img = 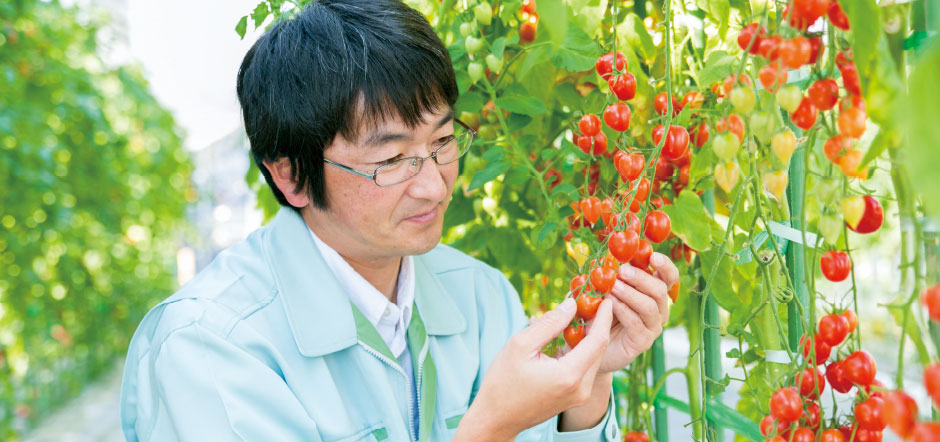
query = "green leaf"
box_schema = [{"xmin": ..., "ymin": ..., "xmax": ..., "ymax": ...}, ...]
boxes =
[
  {"xmin": 841, "ymin": 0, "xmax": 881, "ymax": 81},
  {"xmin": 482, "ymin": 145, "xmax": 506, "ymax": 161},
  {"xmin": 491, "ymin": 38, "xmax": 506, "ymax": 59},
  {"xmin": 495, "ymin": 94, "xmax": 547, "ymax": 115},
  {"xmin": 251, "ymin": 2, "xmax": 270, "ymax": 28},
  {"xmin": 552, "ymin": 183, "xmax": 577, "ymax": 199},
  {"xmin": 538, "ymin": 0, "xmax": 567, "ymax": 49},
  {"xmin": 622, "ymin": 13, "xmax": 655, "ymax": 62},
  {"xmin": 235, "ymin": 16, "xmax": 248, "ymax": 39},
  {"xmin": 507, "ymin": 113, "xmax": 533, "ymax": 131},
  {"xmin": 696, "ymin": 50, "xmax": 736, "ymax": 89},
  {"xmin": 455, "ymin": 90, "xmax": 485, "ymax": 114},
  {"xmin": 519, "ymin": 45, "xmax": 552, "ymax": 81},
  {"xmin": 697, "ymin": 0, "xmax": 730, "ymax": 39},
  {"xmin": 540, "ymin": 147, "xmax": 559, "ymax": 160},
  {"xmin": 904, "ymin": 41, "xmax": 940, "ymax": 219},
  {"xmin": 504, "ymin": 165, "xmax": 530, "ymax": 185},
  {"xmin": 488, "ymin": 227, "xmax": 540, "ymax": 273},
  {"xmin": 551, "ymin": 23, "xmax": 602, "ymax": 72},
  {"xmin": 705, "ymin": 398, "xmax": 763, "ymax": 442},
  {"xmin": 859, "ymin": 129, "xmax": 889, "ymax": 169},
  {"xmin": 661, "ymin": 190, "xmax": 724, "ymax": 252},
  {"xmin": 537, "ymin": 221, "xmax": 558, "ymax": 244},
  {"xmin": 468, "ymin": 160, "xmax": 511, "ymax": 190}
]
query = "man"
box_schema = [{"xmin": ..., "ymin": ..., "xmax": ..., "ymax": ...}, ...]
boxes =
[{"xmin": 119, "ymin": 0, "xmax": 678, "ymax": 440}]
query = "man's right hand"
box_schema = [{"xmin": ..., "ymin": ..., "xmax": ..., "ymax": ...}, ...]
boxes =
[{"xmin": 452, "ymin": 297, "xmax": 613, "ymax": 441}]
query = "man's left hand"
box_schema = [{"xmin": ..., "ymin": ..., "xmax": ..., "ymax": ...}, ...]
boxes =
[{"xmin": 598, "ymin": 251, "xmax": 678, "ymax": 373}]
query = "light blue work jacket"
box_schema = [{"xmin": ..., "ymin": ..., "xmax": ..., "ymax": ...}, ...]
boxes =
[{"xmin": 120, "ymin": 208, "xmax": 621, "ymax": 441}]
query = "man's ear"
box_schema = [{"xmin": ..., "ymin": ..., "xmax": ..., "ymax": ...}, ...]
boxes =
[{"xmin": 262, "ymin": 158, "xmax": 310, "ymax": 208}]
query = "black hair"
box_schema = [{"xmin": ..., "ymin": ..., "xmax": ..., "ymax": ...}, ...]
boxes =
[{"xmin": 236, "ymin": 0, "xmax": 458, "ymax": 211}]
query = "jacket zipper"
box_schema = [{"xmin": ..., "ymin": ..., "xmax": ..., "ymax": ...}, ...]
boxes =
[{"xmin": 358, "ymin": 341, "xmax": 417, "ymax": 442}]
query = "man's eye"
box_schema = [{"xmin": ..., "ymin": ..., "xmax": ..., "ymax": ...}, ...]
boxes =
[
  {"xmin": 436, "ymin": 135, "xmax": 455, "ymax": 146},
  {"xmin": 378, "ymin": 155, "xmax": 403, "ymax": 165}
]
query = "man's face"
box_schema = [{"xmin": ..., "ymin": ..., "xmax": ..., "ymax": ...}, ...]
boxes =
[{"xmin": 304, "ymin": 106, "xmax": 459, "ymax": 260}]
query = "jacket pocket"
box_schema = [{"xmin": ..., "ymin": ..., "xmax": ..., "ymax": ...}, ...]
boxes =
[{"xmin": 326, "ymin": 422, "xmax": 387, "ymax": 442}]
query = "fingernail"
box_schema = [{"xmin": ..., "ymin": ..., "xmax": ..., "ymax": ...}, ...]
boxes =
[
  {"xmin": 652, "ymin": 253, "xmax": 664, "ymax": 266},
  {"xmin": 559, "ymin": 298, "xmax": 575, "ymax": 312},
  {"xmin": 621, "ymin": 265, "xmax": 635, "ymax": 279}
]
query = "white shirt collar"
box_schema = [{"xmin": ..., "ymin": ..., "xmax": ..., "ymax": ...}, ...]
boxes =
[{"xmin": 307, "ymin": 226, "xmax": 415, "ymax": 357}]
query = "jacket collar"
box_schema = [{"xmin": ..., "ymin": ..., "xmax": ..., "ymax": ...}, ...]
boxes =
[{"xmin": 262, "ymin": 208, "xmax": 466, "ymax": 358}]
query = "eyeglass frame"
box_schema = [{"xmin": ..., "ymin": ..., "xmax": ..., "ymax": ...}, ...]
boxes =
[{"xmin": 322, "ymin": 117, "xmax": 476, "ymax": 187}]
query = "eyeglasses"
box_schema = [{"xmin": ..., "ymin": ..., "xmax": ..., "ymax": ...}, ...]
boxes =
[{"xmin": 323, "ymin": 118, "xmax": 476, "ymax": 187}]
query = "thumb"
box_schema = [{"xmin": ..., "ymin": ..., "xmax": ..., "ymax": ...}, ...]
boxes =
[{"xmin": 516, "ymin": 298, "xmax": 577, "ymax": 352}]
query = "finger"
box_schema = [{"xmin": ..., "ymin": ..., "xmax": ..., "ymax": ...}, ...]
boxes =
[
  {"xmin": 650, "ymin": 252, "xmax": 680, "ymax": 290},
  {"xmin": 610, "ymin": 297, "xmax": 655, "ymax": 341},
  {"xmin": 515, "ymin": 298, "xmax": 577, "ymax": 352},
  {"xmin": 616, "ymin": 264, "xmax": 668, "ymax": 322},
  {"xmin": 559, "ymin": 299, "xmax": 613, "ymax": 375},
  {"xmin": 609, "ymin": 279, "xmax": 662, "ymax": 331}
]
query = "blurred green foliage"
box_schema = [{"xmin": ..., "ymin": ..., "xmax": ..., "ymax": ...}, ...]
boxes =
[{"xmin": 0, "ymin": 0, "xmax": 193, "ymax": 436}]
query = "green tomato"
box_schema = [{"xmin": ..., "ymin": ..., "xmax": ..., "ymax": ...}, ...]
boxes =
[
  {"xmin": 485, "ymin": 54, "xmax": 503, "ymax": 74},
  {"xmin": 776, "ymin": 85, "xmax": 802, "ymax": 113},
  {"xmin": 465, "ymin": 36, "xmax": 484, "ymax": 54},
  {"xmin": 468, "ymin": 62, "xmax": 484, "ymax": 84},
  {"xmin": 750, "ymin": 111, "xmax": 776, "ymax": 143},
  {"xmin": 478, "ymin": 124, "xmax": 498, "ymax": 141},
  {"xmin": 817, "ymin": 179, "xmax": 842, "ymax": 206},
  {"xmin": 730, "ymin": 87, "xmax": 756, "ymax": 114},
  {"xmin": 474, "ymin": 2, "xmax": 493, "ymax": 26},
  {"xmin": 711, "ymin": 132, "xmax": 741, "ymax": 162},
  {"xmin": 818, "ymin": 214, "xmax": 843, "ymax": 245},
  {"xmin": 459, "ymin": 22, "xmax": 474, "ymax": 37}
]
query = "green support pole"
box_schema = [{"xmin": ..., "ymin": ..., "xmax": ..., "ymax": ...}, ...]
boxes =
[
  {"xmin": 651, "ymin": 336, "xmax": 668, "ymax": 441},
  {"xmin": 785, "ymin": 150, "xmax": 809, "ymax": 352},
  {"xmin": 700, "ymin": 189, "xmax": 724, "ymax": 442}
]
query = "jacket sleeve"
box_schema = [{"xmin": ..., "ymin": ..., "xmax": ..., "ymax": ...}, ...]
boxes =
[
  {"xmin": 120, "ymin": 304, "xmax": 323, "ymax": 442},
  {"xmin": 478, "ymin": 267, "xmax": 621, "ymax": 442}
]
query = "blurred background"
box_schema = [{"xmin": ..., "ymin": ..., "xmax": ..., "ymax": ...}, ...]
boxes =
[{"xmin": 0, "ymin": 0, "xmax": 936, "ymax": 441}]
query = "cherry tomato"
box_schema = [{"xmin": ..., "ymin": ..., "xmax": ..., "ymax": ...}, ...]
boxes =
[
  {"xmin": 849, "ymin": 196, "xmax": 883, "ymax": 234},
  {"xmin": 840, "ymin": 309, "xmax": 858, "ymax": 333},
  {"xmin": 603, "ymin": 102, "xmax": 631, "ymax": 132},
  {"xmin": 924, "ymin": 363, "xmax": 940, "ymax": 406},
  {"xmin": 631, "ymin": 238, "xmax": 652, "ymax": 269},
  {"xmin": 579, "ymin": 114, "xmax": 601, "ymax": 137},
  {"xmin": 668, "ymin": 279, "xmax": 679, "ymax": 302},
  {"xmin": 759, "ymin": 61, "xmax": 788, "ymax": 92},
  {"xmin": 608, "ymin": 73, "xmax": 636, "ymax": 101},
  {"xmin": 802, "ymin": 402, "xmax": 821, "ymax": 431},
  {"xmin": 828, "ymin": 0, "xmax": 850, "ymax": 29},
  {"xmin": 576, "ymin": 293, "xmax": 603, "ymax": 320},
  {"xmin": 545, "ymin": 169, "xmax": 561, "ymax": 191},
  {"xmin": 843, "ymin": 350, "xmax": 877, "ymax": 387},
  {"xmin": 760, "ymin": 415, "xmax": 789, "ymax": 437},
  {"xmin": 564, "ymin": 324, "xmax": 585, "ymax": 348},
  {"xmin": 715, "ymin": 114, "xmax": 746, "ymax": 142},
  {"xmin": 622, "ymin": 211, "xmax": 641, "ymax": 235},
  {"xmin": 758, "ymin": 34, "xmax": 782, "ymax": 61},
  {"xmin": 519, "ymin": 14, "xmax": 538, "ymax": 44},
  {"xmin": 820, "ymin": 250, "xmax": 852, "ymax": 282},
  {"xmin": 579, "ymin": 196, "xmax": 601, "ymax": 225},
  {"xmin": 840, "ymin": 62, "xmax": 861, "ymax": 96},
  {"xmin": 779, "ymin": 36, "xmax": 811, "ymax": 69},
  {"xmin": 837, "ymin": 148, "xmax": 866, "ymax": 179},
  {"xmin": 690, "ymin": 122, "xmax": 710, "ymax": 148},
  {"xmin": 644, "ymin": 210, "xmax": 671, "ymax": 244},
  {"xmin": 838, "ymin": 106, "xmax": 867, "ymax": 138},
  {"xmin": 608, "ymin": 230, "xmax": 639, "ymax": 264},
  {"xmin": 589, "ymin": 265, "xmax": 616, "ymax": 293},
  {"xmin": 663, "ymin": 125, "xmax": 690, "ymax": 162},
  {"xmin": 520, "ymin": 0, "xmax": 537, "ymax": 15},
  {"xmin": 769, "ymin": 387, "xmax": 802, "ymax": 422},
  {"xmin": 826, "ymin": 361, "xmax": 853, "ymax": 393},
  {"xmin": 824, "ymin": 134, "xmax": 852, "ymax": 163},
  {"xmin": 737, "ymin": 23, "xmax": 765, "ymax": 54},
  {"xmin": 623, "ymin": 431, "xmax": 650, "ymax": 442},
  {"xmin": 654, "ymin": 155, "xmax": 674, "ymax": 181},
  {"xmin": 818, "ymin": 313, "xmax": 850, "ymax": 346},
  {"xmin": 808, "ymin": 37, "xmax": 824, "ymax": 64},
  {"xmin": 801, "ymin": 334, "xmax": 832, "ymax": 364},
  {"xmin": 922, "ymin": 284, "xmax": 940, "ymax": 322},
  {"xmin": 796, "ymin": 367, "xmax": 826, "ymax": 399},
  {"xmin": 910, "ymin": 423, "xmax": 940, "ymax": 442},
  {"xmin": 570, "ymin": 274, "xmax": 589, "ymax": 297},
  {"xmin": 654, "ymin": 91, "xmax": 680, "ymax": 116},
  {"xmin": 594, "ymin": 51, "xmax": 626, "ymax": 80},
  {"xmin": 629, "ymin": 178, "xmax": 650, "ymax": 213},
  {"xmin": 682, "ymin": 91, "xmax": 704, "ymax": 110},
  {"xmin": 883, "ymin": 390, "xmax": 917, "ymax": 438},
  {"xmin": 791, "ymin": 97, "xmax": 818, "ymax": 131},
  {"xmin": 821, "ymin": 428, "xmax": 846, "ymax": 442},
  {"xmin": 722, "ymin": 73, "xmax": 752, "ymax": 95},
  {"xmin": 809, "ymin": 79, "xmax": 840, "ymax": 111},
  {"xmin": 794, "ymin": 0, "xmax": 828, "ymax": 25},
  {"xmin": 855, "ymin": 396, "xmax": 886, "ymax": 431}
]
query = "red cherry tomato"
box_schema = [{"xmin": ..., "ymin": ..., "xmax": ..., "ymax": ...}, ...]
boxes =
[
  {"xmin": 519, "ymin": 14, "xmax": 538, "ymax": 44},
  {"xmin": 644, "ymin": 210, "xmax": 671, "ymax": 244},
  {"xmin": 589, "ymin": 265, "xmax": 616, "ymax": 293},
  {"xmin": 801, "ymin": 334, "xmax": 832, "ymax": 364},
  {"xmin": 769, "ymin": 387, "xmax": 802, "ymax": 422},
  {"xmin": 796, "ymin": 367, "xmax": 826, "ymax": 399},
  {"xmin": 579, "ymin": 196, "xmax": 601, "ymax": 225},
  {"xmin": 883, "ymin": 391, "xmax": 917, "ymax": 438},
  {"xmin": 821, "ymin": 429, "xmax": 846, "ymax": 442},
  {"xmin": 838, "ymin": 106, "xmax": 867, "ymax": 138},
  {"xmin": 623, "ymin": 431, "xmax": 650, "ymax": 442},
  {"xmin": 576, "ymin": 293, "xmax": 603, "ymax": 320},
  {"xmin": 608, "ymin": 73, "xmax": 636, "ymax": 101},
  {"xmin": 824, "ymin": 134, "xmax": 852, "ymax": 163},
  {"xmin": 808, "ymin": 37, "xmax": 824, "ymax": 64},
  {"xmin": 654, "ymin": 155, "xmax": 674, "ymax": 181},
  {"xmin": 608, "ymin": 230, "xmax": 639, "ymax": 264},
  {"xmin": 628, "ymin": 178, "xmax": 650, "ymax": 212},
  {"xmin": 828, "ymin": 0, "xmax": 850, "ymax": 30},
  {"xmin": 843, "ymin": 350, "xmax": 877, "ymax": 387},
  {"xmin": 923, "ymin": 285, "xmax": 940, "ymax": 322},
  {"xmin": 820, "ymin": 250, "xmax": 852, "ymax": 282},
  {"xmin": 808, "ymin": 79, "xmax": 840, "ymax": 111},
  {"xmin": 715, "ymin": 114, "xmax": 745, "ymax": 142},
  {"xmin": 802, "ymin": 402, "xmax": 821, "ymax": 431},
  {"xmin": 760, "ymin": 415, "xmax": 789, "ymax": 437},
  {"xmin": 791, "ymin": 97, "xmax": 818, "ymax": 130},
  {"xmin": 521, "ymin": 0, "xmax": 537, "ymax": 15},
  {"xmin": 662, "ymin": 125, "xmax": 690, "ymax": 162},
  {"xmin": 569, "ymin": 274, "xmax": 589, "ymax": 297},
  {"xmin": 737, "ymin": 23, "xmax": 765, "ymax": 54},
  {"xmin": 579, "ymin": 114, "xmax": 601, "ymax": 137},
  {"xmin": 564, "ymin": 324, "xmax": 584, "ymax": 348},
  {"xmin": 594, "ymin": 51, "xmax": 626, "ymax": 80},
  {"xmin": 826, "ymin": 361, "xmax": 853, "ymax": 393},
  {"xmin": 818, "ymin": 313, "xmax": 850, "ymax": 346},
  {"xmin": 855, "ymin": 397, "xmax": 887, "ymax": 431},
  {"xmin": 840, "ymin": 62, "xmax": 861, "ymax": 96},
  {"xmin": 779, "ymin": 36, "xmax": 811, "ymax": 69},
  {"xmin": 631, "ymin": 238, "xmax": 652, "ymax": 269},
  {"xmin": 654, "ymin": 92, "xmax": 680, "ymax": 116},
  {"xmin": 840, "ymin": 309, "xmax": 858, "ymax": 333},
  {"xmin": 603, "ymin": 102, "xmax": 631, "ymax": 132},
  {"xmin": 690, "ymin": 122, "xmax": 709, "ymax": 148},
  {"xmin": 848, "ymin": 196, "xmax": 883, "ymax": 234},
  {"xmin": 924, "ymin": 363, "xmax": 940, "ymax": 406},
  {"xmin": 758, "ymin": 34, "xmax": 782, "ymax": 61},
  {"xmin": 759, "ymin": 61, "xmax": 787, "ymax": 92}
]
